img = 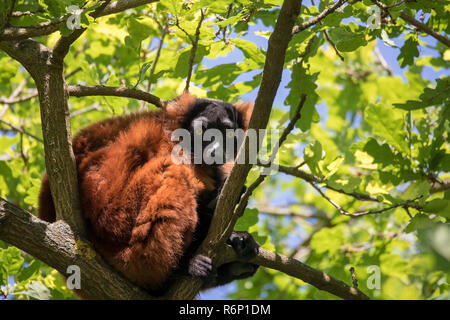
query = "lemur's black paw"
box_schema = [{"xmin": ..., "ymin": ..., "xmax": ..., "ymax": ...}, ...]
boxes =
[
  {"xmin": 227, "ymin": 231, "xmax": 259, "ymax": 260},
  {"xmin": 188, "ymin": 254, "xmax": 216, "ymax": 278}
]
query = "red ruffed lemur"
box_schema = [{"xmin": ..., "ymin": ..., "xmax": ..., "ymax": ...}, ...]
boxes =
[{"xmin": 38, "ymin": 93, "xmax": 259, "ymax": 295}]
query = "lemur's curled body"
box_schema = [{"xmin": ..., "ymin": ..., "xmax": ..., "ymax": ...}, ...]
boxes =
[{"xmin": 38, "ymin": 93, "xmax": 258, "ymax": 294}]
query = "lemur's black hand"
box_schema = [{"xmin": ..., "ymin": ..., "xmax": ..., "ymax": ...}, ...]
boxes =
[
  {"xmin": 227, "ymin": 231, "xmax": 259, "ymax": 260},
  {"xmin": 188, "ymin": 254, "xmax": 217, "ymax": 279}
]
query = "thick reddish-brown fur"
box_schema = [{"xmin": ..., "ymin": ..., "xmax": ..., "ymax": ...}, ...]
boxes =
[{"xmin": 38, "ymin": 93, "xmax": 253, "ymax": 291}]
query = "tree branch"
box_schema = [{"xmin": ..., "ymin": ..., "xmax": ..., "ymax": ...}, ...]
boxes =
[
  {"xmin": 176, "ymin": 9, "xmax": 206, "ymax": 92},
  {"xmin": 67, "ymin": 85, "xmax": 165, "ymax": 108},
  {"xmin": 0, "ymin": 0, "xmax": 160, "ymax": 41},
  {"xmin": 0, "ymin": 118, "xmax": 43, "ymax": 142},
  {"xmin": 251, "ymin": 248, "xmax": 369, "ymax": 300},
  {"xmin": 399, "ymin": 11, "xmax": 450, "ymax": 47},
  {"xmin": 234, "ymin": 94, "xmax": 308, "ymax": 218},
  {"xmin": 214, "ymin": 244, "xmax": 369, "ymax": 300},
  {"xmin": 309, "ymin": 181, "xmax": 423, "ymax": 217},
  {"xmin": 370, "ymin": 0, "xmax": 450, "ymax": 48},
  {"xmin": 292, "ymin": 0, "xmax": 348, "ymax": 35},
  {"xmin": 0, "ymin": 198, "xmax": 153, "ymax": 299},
  {"xmin": 265, "ymin": 163, "xmax": 379, "ymax": 202},
  {"xmin": 53, "ymin": 0, "xmax": 112, "ymax": 60}
]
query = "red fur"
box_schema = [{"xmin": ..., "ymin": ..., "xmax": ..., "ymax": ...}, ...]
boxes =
[{"xmin": 38, "ymin": 93, "xmax": 253, "ymax": 291}]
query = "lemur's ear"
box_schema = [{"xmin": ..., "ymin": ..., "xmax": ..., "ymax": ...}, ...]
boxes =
[
  {"xmin": 165, "ymin": 92, "xmax": 196, "ymax": 120},
  {"xmin": 234, "ymin": 101, "xmax": 254, "ymax": 131}
]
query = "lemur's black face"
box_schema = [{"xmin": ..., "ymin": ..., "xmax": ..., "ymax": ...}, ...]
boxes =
[{"xmin": 181, "ymin": 98, "xmax": 245, "ymax": 165}]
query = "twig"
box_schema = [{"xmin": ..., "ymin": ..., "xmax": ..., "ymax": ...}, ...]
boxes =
[
  {"xmin": 349, "ymin": 267, "xmax": 358, "ymax": 289},
  {"xmin": 323, "ymin": 28, "xmax": 344, "ymax": 61},
  {"xmin": 0, "ymin": 67, "xmax": 81, "ymax": 105},
  {"xmin": 0, "ymin": 118, "xmax": 43, "ymax": 142},
  {"xmin": 292, "ymin": 0, "xmax": 348, "ymax": 35},
  {"xmin": 65, "ymin": 67, "xmax": 82, "ymax": 80},
  {"xmin": 399, "ymin": 12, "xmax": 450, "ymax": 47},
  {"xmin": 256, "ymin": 205, "xmax": 318, "ymax": 219},
  {"xmin": 53, "ymin": 1, "xmax": 111, "ymax": 60},
  {"xmin": 234, "ymin": 94, "xmax": 308, "ymax": 218},
  {"xmin": 0, "ymin": 92, "xmax": 37, "ymax": 105},
  {"xmin": 261, "ymin": 163, "xmax": 380, "ymax": 202},
  {"xmin": 180, "ymin": 9, "xmax": 206, "ymax": 92},
  {"xmin": 141, "ymin": 15, "xmax": 169, "ymax": 110},
  {"xmin": 308, "ymin": 181, "xmax": 422, "ymax": 217},
  {"xmin": 0, "ymin": 78, "xmax": 28, "ymax": 108},
  {"xmin": 70, "ymin": 103, "xmax": 104, "ymax": 117},
  {"xmin": 374, "ymin": 46, "xmax": 393, "ymax": 75}
]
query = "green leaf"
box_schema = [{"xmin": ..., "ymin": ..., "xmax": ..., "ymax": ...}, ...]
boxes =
[
  {"xmin": 394, "ymin": 78, "xmax": 450, "ymax": 110},
  {"xmin": 16, "ymin": 261, "xmax": 42, "ymax": 284},
  {"xmin": 24, "ymin": 178, "xmax": 42, "ymax": 209},
  {"xmin": 310, "ymin": 226, "xmax": 345, "ymax": 255},
  {"xmin": 0, "ymin": 247, "xmax": 24, "ymax": 285},
  {"xmin": 398, "ymin": 37, "xmax": 419, "ymax": 68},
  {"xmin": 405, "ymin": 214, "xmax": 435, "ymax": 233},
  {"xmin": 324, "ymin": 156, "xmax": 344, "ymax": 178},
  {"xmin": 423, "ymin": 199, "xmax": 450, "ymax": 218},
  {"xmin": 304, "ymin": 141, "xmax": 323, "ymax": 176},
  {"xmin": 286, "ymin": 64, "xmax": 320, "ymax": 132},
  {"xmin": 364, "ymin": 104, "xmax": 409, "ymax": 155},
  {"xmin": 127, "ymin": 16, "xmax": 158, "ymax": 48},
  {"xmin": 21, "ymin": 281, "xmax": 52, "ymax": 300},
  {"xmin": 327, "ymin": 26, "xmax": 367, "ymax": 52},
  {"xmin": 235, "ymin": 208, "xmax": 259, "ymax": 231},
  {"xmin": 38, "ymin": 0, "xmax": 65, "ymax": 17},
  {"xmin": 404, "ymin": 181, "xmax": 430, "ymax": 203}
]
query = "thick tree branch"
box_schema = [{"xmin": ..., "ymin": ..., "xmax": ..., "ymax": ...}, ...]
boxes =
[
  {"xmin": 214, "ymin": 244, "xmax": 369, "ymax": 300},
  {"xmin": 0, "ymin": 39, "xmax": 86, "ymax": 235},
  {"xmin": 67, "ymin": 85, "xmax": 165, "ymax": 108},
  {"xmin": 250, "ymin": 248, "xmax": 369, "ymax": 300},
  {"xmin": 0, "ymin": 198, "xmax": 153, "ymax": 299},
  {"xmin": 0, "ymin": 197, "xmax": 369, "ymax": 300}
]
